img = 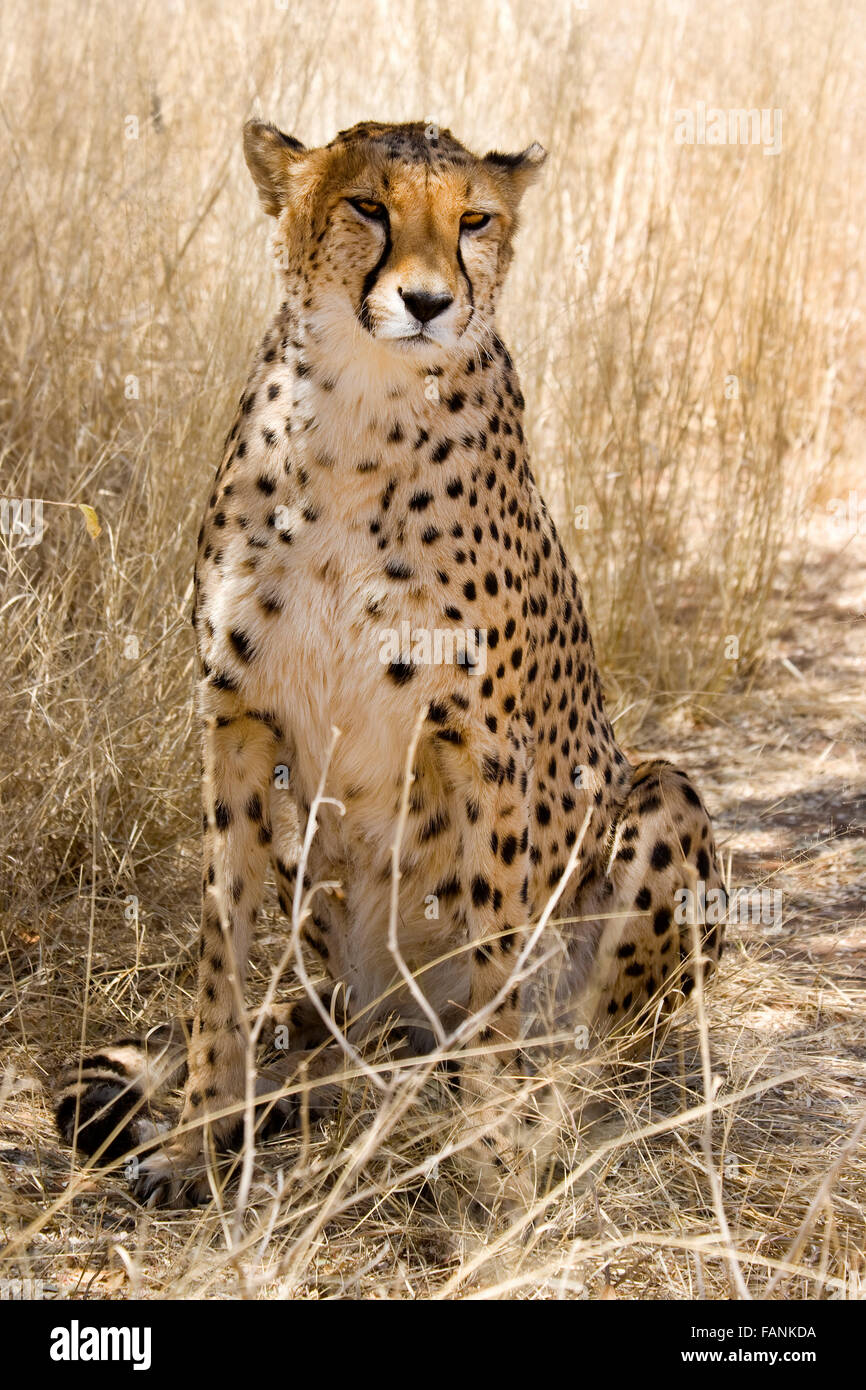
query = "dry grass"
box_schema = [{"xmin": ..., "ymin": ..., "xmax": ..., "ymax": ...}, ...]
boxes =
[{"xmin": 1, "ymin": 0, "xmax": 864, "ymax": 1299}]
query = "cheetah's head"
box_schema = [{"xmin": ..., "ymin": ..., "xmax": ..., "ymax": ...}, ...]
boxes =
[{"xmin": 243, "ymin": 119, "xmax": 545, "ymax": 363}]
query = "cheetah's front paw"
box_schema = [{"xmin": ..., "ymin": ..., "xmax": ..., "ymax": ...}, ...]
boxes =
[{"xmin": 131, "ymin": 1138, "xmax": 212, "ymax": 1208}]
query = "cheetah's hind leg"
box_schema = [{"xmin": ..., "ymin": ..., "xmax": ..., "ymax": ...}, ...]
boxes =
[
  {"xmin": 593, "ymin": 758, "xmax": 727, "ymax": 1034},
  {"xmin": 518, "ymin": 759, "xmax": 727, "ymax": 1162}
]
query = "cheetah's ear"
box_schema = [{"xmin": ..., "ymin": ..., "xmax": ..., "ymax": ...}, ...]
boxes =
[
  {"xmin": 243, "ymin": 120, "xmax": 307, "ymax": 217},
  {"xmin": 483, "ymin": 142, "xmax": 547, "ymax": 203}
]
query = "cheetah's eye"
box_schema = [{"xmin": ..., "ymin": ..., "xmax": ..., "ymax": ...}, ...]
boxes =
[
  {"xmin": 348, "ymin": 197, "xmax": 387, "ymax": 222},
  {"xmin": 460, "ymin": 211, "xmax": 492, "ymax": 231}
]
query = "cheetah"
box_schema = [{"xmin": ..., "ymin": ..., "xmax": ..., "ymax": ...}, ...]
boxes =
[{"xmin": 56, "ymin": 120, "xmax": 726, "ymax": 1207}]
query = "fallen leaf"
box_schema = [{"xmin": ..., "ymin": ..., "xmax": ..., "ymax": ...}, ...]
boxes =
[{"xmin": 77, "ymin": 503, "xmax": 101, "ymax": 538}]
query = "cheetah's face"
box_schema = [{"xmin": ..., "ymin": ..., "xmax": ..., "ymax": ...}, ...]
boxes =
[{"xmin": 244, "ymin": 121, "xmax": 546, "ymax": 362}]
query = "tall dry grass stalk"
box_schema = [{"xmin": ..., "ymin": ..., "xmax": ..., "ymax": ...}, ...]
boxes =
[{"xmin": 1, "ymin": 0, "xmax": 864, "ymax": 1299}]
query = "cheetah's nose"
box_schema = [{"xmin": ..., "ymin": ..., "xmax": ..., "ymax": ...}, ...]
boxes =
[{"xmin": 398, "ymin": 288, "xmax": 454, "ymax": 324}]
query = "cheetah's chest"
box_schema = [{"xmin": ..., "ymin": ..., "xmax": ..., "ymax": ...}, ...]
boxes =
[{"xmin": 233, "ymin": 496, "xmax": 450, "ymax": 820}]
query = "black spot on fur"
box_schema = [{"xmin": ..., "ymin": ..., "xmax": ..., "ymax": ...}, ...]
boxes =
[
  {"xmin": 651, "ymin": 841, "xmax": 672, "ymax": 871},
  {"xmin": 471, "ymin": 876, "xmax": 490, "ymax": 907},
  {"xmin": 653, "ymin": 907, "xmax": 671, "ymax": 936},
  {"xmin": 432, "ymin": 438, "xmax": 453, "ymax": 463},
  {"xmin": 387, "ymin": 660, "xmax": 415, "ymax": 686},
  {"xmin": 229, "ymin": 629, "xmax": 255, "ymax": 663}
]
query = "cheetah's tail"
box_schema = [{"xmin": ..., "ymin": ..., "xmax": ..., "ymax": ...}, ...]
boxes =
[{"xmin": 54, "ymin": 1022, "xmax": 188, "ymax": 1162}]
